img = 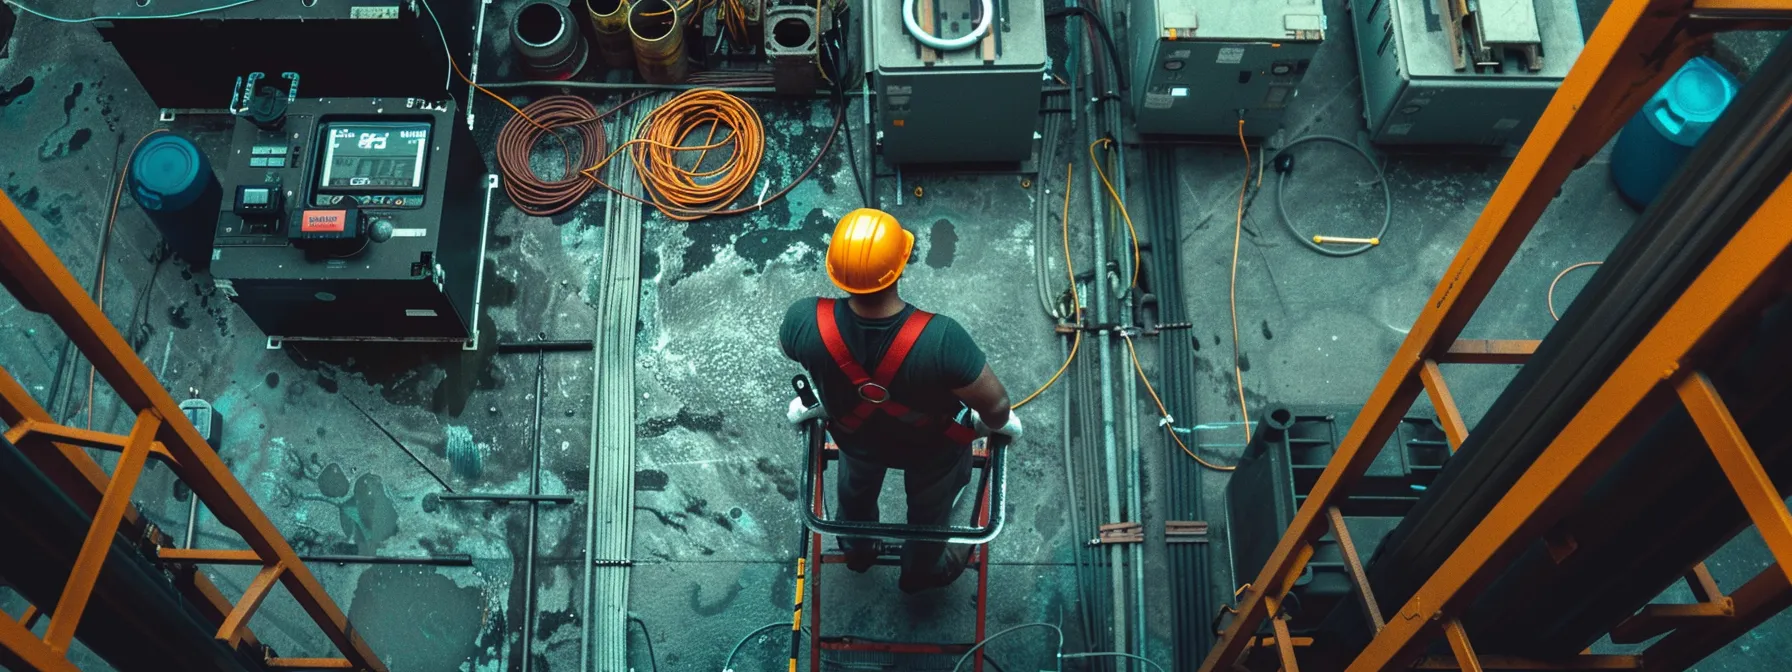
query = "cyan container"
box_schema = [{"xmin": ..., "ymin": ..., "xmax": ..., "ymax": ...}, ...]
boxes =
[
  {"xmin": 1610, "ymin": 56, "xmax": 1740, "ymax": 209},
  {"xmin": 127, "ymin": 133, "xmax": 221, "ymax": 269}
]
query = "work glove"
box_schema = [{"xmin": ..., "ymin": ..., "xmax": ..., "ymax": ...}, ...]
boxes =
[
  {"xmin": 787, "ymin": 397, "xmax": 827, "ymax": 425},
  {"xmin": 972, "ymin": 410, "xmax": 1024, "ymax": 441}
]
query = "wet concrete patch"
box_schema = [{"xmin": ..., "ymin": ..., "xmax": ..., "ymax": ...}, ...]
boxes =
[
  {"xmin": 639, "ymin": 406, "xmax": 726, "ymax": 439},
  {"xmin": 339, "ymin": 473, "xmax": 399, "ymax": 554},
  {"xmin": 347, "ymin": 566, "xmax": 484, "ymax": 672},
  {"xmin": 636, "ymin": 468, "xmax": 670, "ymax": 491},
  {"xmin": 0, "ymin": 76, "xmax": 33, "ymax": 107}
]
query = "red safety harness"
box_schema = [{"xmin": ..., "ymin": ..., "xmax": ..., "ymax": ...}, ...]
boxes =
[{"xmin": 815, "ymin": 298, "xmax": 981, "ymax": 445}]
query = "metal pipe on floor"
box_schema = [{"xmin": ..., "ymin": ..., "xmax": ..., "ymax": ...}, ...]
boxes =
[
  {"xmin": 1125, "ymin": 311, "xmax": 1147, "ymax": 665},
  {"xmin": 184, "ymin": 493, "xmax": 200, "ymax": 548},
  {"xmin": 521, "ymin": 348, "xmax": 546, "ymax": 672},
  {"xmin": 1106, "ymin": 55, "xmax": 1150, "ymax": 671},
  {"xmin": 1087, "ymin": 93, "xmax": 1129, "ymax": 667},
  {"xmin": 1061, "ymin": 326, "xmax": 1099, "ymax": 647},
  {"xmin": 435, "ymin": 493, "xmax": 575, "ymax": 504},
  {"xmin": 299, "ymin": 554, "xmax": 475, "ymax": 566}
]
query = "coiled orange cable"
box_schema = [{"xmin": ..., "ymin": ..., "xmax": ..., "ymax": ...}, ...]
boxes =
[
  {"xmin": 630, "ymin": 89, "xmax": 765, "ymax": 220},
  {"xmin": 582, "ymin": 89, "xmax": 788, "ymax": 221}
]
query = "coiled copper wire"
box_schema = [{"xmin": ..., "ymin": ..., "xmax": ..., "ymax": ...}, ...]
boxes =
[{"xmin": 497, "ymin": 95, "xmax": 608, "ymax": 217}]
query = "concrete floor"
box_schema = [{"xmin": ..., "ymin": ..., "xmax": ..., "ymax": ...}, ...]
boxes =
[{"xmin": 0, "ymin": 0, "xmax": 1786, "ymax": 670}]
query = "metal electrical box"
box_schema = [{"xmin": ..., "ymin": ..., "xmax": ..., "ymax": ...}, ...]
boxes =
[
  {"xmin": 1352, "ymin": 0, "xmax": 1583, "ymax": 145},
  {"xmin": 868, "ymin": 0, "xmax": 1046, "ymax": 165},
  {"xmin": 1130, "ymin": 0, "xmax": 1326, "ymax": 136},
  {"xmin": 95, "ymin": 0, "xmax": 479, "ymax": 110},
  {"xmin": 209, "ymin": 98, "xmax": 493, "ymax": 346}
]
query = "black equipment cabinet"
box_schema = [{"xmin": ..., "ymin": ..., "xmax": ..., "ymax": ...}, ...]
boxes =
[
  {"xmin": 1225, "ymin": 406, "xmax": 1451, "ymax": 636},
  {"xmin": 94, "ymin": 0, "xmax": 479, "ymax": 110},
  {"xmin": 210, "ymin": 97, "xmax": 489, "ymax": 345}
]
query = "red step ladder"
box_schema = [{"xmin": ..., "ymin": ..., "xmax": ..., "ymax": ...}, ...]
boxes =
[{"xmin": 788, "ymin": 376, "xmax": 1010, "ymax": 672}]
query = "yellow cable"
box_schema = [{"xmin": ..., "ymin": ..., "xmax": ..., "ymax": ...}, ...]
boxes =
[
  {"xmin": 1014, "ymin": 162, "xmax": 1083, "ymax": 410},
  {"xmin": 1089, "ymin": 138, "xmax": 1141, "ymax": 290},
  {"xmin": 1122, "ymin": 332, "xmax": 1235, "ymax": 471},
  {"xmin": 1232, "ymin": 119, "xmax": 1254, "ymax": 445}
]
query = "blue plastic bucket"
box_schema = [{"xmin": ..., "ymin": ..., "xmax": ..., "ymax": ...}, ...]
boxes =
[
  {"xmin": 1610, "ymin": 56, "xmax": 1740, "ymax": 209},
  {"xmin": 127, "ymin": 133, "xmax": 221, "ymax": 268}
]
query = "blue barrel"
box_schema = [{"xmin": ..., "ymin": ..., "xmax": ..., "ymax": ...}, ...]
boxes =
[
  {"xmin": 128, "ymin": 133, "xmax": 221, "ymax": 269},
  {"xmin": 1610, "ymin": 56, "xmax": 1740, "ymax": 209}
]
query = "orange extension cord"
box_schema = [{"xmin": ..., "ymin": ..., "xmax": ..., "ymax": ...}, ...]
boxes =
[
  {"xmin": 575, "ymin": 89, "xmax": 850, "ymax": 222},
  {"xmin": 626, "ymin": 90, "xmax": 766, "ymax": 220},
  {"xmin": 1230, "ymin": 119, "xmax": 1254, "ymax": 446}
]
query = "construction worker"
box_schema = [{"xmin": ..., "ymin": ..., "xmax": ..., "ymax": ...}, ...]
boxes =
[{"xmin": 780, "ymin": 208, "xmax": 1024, "ymax": 593}]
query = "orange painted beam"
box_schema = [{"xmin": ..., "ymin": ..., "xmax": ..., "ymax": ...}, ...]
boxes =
[
  {"xmin": 0, "ymin": 187, "xmax": 386, "ymax": 670},
  {"xmin": 1195, "ymin": 0, "xmax": 1701, "ymax": 665},
  {"xmin": 1438, "ymin": 339, "xmax": 1540, "ymax": 365},
  {"xmin": 1342, "ymin": 160, "xmax": 1792, "ymax": 672},
  {"xmin": 1610, "ymin": 600, "xmax": 1734, "ymax": 644},
  {"xmin": 158, "ymin": 548, "xmax": 265, "ymax": 565},
  {"xmin": 266, "ymin": 658, "xmax": 356, "ymax": 670},
  {"xmin": 217, "ymin": 563, "xmax": 286, "ymax": 647},
  {"xmin": 1444, "ymin": 621, "xmax": 1483, "ymax": 672},
  {"xmin": 43, "ymin": 410, "xmax": 159, "ymax": 654},
  {"xmin": 0, "ymin": 614, "xmax": 79, "ymax": 672},
  {"xmin": 1646, "ymin": 565, "xmax": 1792, "ymax": 668},
  {"xmin": 1680, "ymin": 372, "xmax": 1792, "ymax": 577},
  {"xmin": 1420, "ymin": 360, "xmax": 1470, "ymax": 451}
]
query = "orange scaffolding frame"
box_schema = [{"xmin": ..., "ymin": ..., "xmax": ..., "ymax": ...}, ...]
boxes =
[
  {"xmin": 0, "ymin": 189, "xmax": 386, "ymax": 671},
  {"xmin": 1201, "ymin": 0, "xmax": 1792, "ymax": 670}
]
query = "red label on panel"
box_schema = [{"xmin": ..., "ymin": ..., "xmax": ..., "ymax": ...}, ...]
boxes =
[{"xmin": 302, "ymin": 210, "xmax": 347, "ymax": 233}]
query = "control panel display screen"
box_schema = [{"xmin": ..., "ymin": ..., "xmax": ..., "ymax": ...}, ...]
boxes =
[{"xmin": 318, "ymin": 122, "xmax": 430, "ymax": 192}]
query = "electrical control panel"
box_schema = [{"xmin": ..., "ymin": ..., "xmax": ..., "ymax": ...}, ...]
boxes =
[
  {"xmin": 1352, "ymin": 0, "xmax": 1583, "ymax": 145},
  {"xmin": 868, "ymin": 0, "xmax": 1046, "ymax": 165},
  {"xmin": 1129, "ymin": 0, "xmax": 1325, "ymax": 136},
  {"xmin": 210, "ymin": 97, "xmax": 491, "ymax": 346}
]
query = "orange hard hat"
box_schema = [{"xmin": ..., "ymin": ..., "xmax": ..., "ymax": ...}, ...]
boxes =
[{"xmin": 826, "ymin": 209, "xmax": 914, "ymax": 294}]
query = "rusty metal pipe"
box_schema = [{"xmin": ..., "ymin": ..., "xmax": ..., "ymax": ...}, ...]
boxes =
[
  {"xmin": 585, "ymin": 0, "xmax": 635, "ymax": 69},
  {"xmin": 628, "ymin": 0, "xmax": 688, "ymax": 84}
]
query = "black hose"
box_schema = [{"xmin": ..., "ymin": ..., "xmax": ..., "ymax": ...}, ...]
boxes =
[{"xmin": 1045, "ymin": 6, "xmax": 1128, "ymax": 92}]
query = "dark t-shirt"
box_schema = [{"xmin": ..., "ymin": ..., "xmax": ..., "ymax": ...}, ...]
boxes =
[{"xmin": 780, "ymin": 297, "xmax": 987, "ymax": 469}]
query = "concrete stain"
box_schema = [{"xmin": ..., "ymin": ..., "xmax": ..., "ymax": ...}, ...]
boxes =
[
  {"xmin": 925, "ymin": 219, "xmax": 958, "ymax": 269},
  {"xmin": 338, "ymin": 472, "xmax": 399, "ymax": 554},
  {"xmin": 635, "ymin": 505, "xmax": 690, "ymax": 532},
  {"xmin": 0, "ymin": 76, "xmax": 32, "ymax": 107},
  {"xmin": 635, "ymin": 468, "xmax": 670, "ymax": 491},
  {"xmin": 6, "ymin": 185, "xmax": 38, "ymax": 209},
  {"xmin": 752, "ymin": 456, "xmax": 799, "ymax": 501},
  {"xmin": 346, "ymin": 566, "xmax": 484, "ymax": 672},
  {"xmin": 264, "ymin": 371, "xmax": 280, "ymax": 389},
  {"xmin": 687, "ymin": 578, "xmax": 744, "ymax": 617},
  {"xmin": 60, "ymin": 81, "xmax": 79, "ymax": 114},
  {"xmin": 638, "ymin": 406, "xmax": 726, "ymax": 439},
  {"xmin": 318, "ymin": 462, "xmax": 350, "ymax": 498},
  {"xmin": 166, "ymin": 301, "xmax": 192, "ymax": 330}
]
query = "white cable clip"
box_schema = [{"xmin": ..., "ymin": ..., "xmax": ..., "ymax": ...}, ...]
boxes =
[{"xmin": 1158, "ymin": 415, "xmax": 1174, "ymax": 427}]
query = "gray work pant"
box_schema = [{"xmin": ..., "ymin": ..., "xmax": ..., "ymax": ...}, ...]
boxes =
[{"xmin": 836, "ymin": 446, "xmax": 972, "ymax": 592}]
